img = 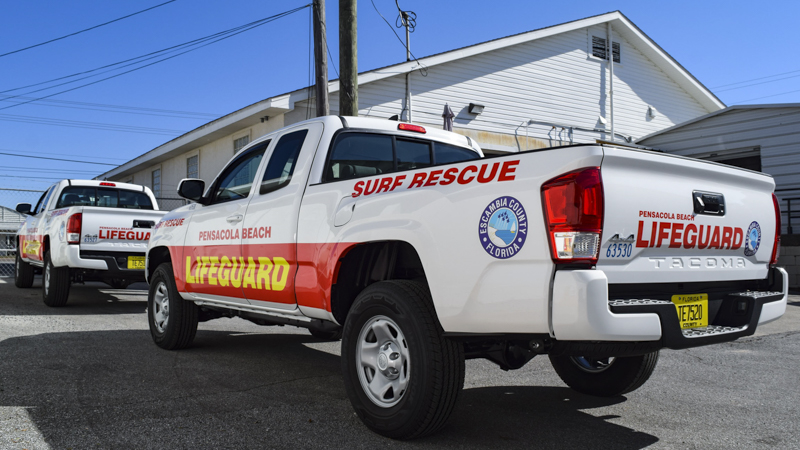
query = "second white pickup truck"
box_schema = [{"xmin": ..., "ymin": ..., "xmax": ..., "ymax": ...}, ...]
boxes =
[
  {"xmin": 15, "ymin": 180, "xmax": 166, "ymax": 306},
  {"xmin": 145, "ymin": 116, "xmax": 787, "ymax": 439}
]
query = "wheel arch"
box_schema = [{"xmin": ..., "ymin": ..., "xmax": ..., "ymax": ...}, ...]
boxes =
[
  {"xmin": 330, "ymin": 240, "xmax": 431, "ymax": 325},
  {"xmin": 147, "ymin": 246, "xmax": 173, "ymax": 283}
]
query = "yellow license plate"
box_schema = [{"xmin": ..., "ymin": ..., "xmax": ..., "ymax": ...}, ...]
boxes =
[
  {"xmin": 127, "ymin": 256, "xmax": 146, "ymax": 270},
  {"xmin": 671, "ymin": 293, "xmax": 708, "ymax": 329}
]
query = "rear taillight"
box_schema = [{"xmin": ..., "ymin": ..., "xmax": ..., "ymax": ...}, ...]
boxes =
[
  {"xmin": 67, "ymin": 213, "xmax": 82, "ymax": 244},
  {"xmin": 771, "ymin": 193, "xmax": 781, "ymax": 266},
  {"xmin": 398, "ymin": 123, "xmax": 426, "ymax": 133},
  {"xmin": 541, "ymin": 167, "xmax": 604, "ymax": 264}
]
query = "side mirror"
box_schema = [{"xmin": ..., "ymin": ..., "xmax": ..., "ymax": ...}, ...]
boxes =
[
  {"xmin": 177, "ymin": 179, "xmax": 207, "ymax": 204},
  {"xmin": 15, "ymin": 203, "xmax": 32, "ymax": 215}
]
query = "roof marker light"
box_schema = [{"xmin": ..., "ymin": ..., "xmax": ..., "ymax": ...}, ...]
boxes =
[
  {"xmin": 100, "ymin": 182, "xmax": 116, "ymax": 187},
  {"xmin": 398, "ymin": 123, "xmax": 426, "ymax": 134}
]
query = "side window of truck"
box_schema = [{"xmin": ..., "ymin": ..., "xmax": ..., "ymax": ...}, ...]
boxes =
[
  {"xmin": 260, "ymin": 129, "xmax": 309, "ymax": 194},
  {"xmin": 35, "ymin": 185, "xmax": 55, "ymax": 214},
  {"xmin": 396, "ymin": 139, "xmax": 431, "ymax": 171},
  {"xmin": 209, "ymin": 143, "xmax": 268, "ymax": 204},
  {"xmin": 433, "ymin": 142, "xmax": 480, "ymax": 164},
  {"xmin": 325, "ymin": 134, "xmax": 394, "ymax": 181}
]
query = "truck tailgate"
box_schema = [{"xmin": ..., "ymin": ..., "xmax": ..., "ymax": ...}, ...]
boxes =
[
  {"xmin": 80, "ymin": 207, "xmax": 166, "ymax": 254},
  {"xmin": 597, "ymin": 147, "xmax": 777, "ymax": 284}
]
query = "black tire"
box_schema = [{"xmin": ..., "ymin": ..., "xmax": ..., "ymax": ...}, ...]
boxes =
[
  {"xmin": 549, "ymin": 351, "xmax": 660, "ymax": 397},
  {"xmin": 148, "ymin": 262, "xmax": 198, "ymax": 350},
  {"xmin": 14, "ymin": 247, "xmax": 34, "ymax": 288},
  {"xmin": 341, "ymin": 280, "xmax": 464, "ymax": 440},
  {"xmin": 308, "ymin": 328, "xmax": 342, "ymax": 341},
  {"xmin": 42, "ymin": 251, "xmax": 70, "ymax": 307},
  {"xmin": 107, "ymin": 278, "xmax": 131, "ymax": 289}
]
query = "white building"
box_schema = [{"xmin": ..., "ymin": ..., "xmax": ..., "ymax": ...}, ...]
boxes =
[{"xmin": 98, "ymin": 11, "xmax": 724, "ymax": 201}]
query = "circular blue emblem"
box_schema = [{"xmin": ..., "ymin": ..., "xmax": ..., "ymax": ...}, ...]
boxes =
[
  {"xmin": 744, "ymin": 221, "xmax": 761, "ymax": 257},
  {"xmin": 478, "ymin": 196, "xmax": 527, "ymax": 259}
]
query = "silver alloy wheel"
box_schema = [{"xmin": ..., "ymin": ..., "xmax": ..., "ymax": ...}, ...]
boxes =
[
  {"xmin": 356, "ymin": 315, "xmax": 410, "ymax": 408},
  {"xmin": 44, "ymin": 262, "xmax": 50, "ymax": 296},
  {"xmin": 570, "ymin": 356, "xmax": 616, "ymax": 373},
  {"xmin": 152, "ymin": 281, "xmax": 170, "ymax": 333}
]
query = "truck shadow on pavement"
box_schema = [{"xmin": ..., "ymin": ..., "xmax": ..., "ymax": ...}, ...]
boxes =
[
  {"xmin": 1, "ymin": 279, "xmax": 147, "ymax": 315},
  {"xmin": 0, "ymin": 327, "xmax": 658, "ymax": 449}
]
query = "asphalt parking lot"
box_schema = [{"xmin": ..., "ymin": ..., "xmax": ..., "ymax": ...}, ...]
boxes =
[{"xmin": 1, "ymin": 278, "xmax": 798, "ymax": 449}]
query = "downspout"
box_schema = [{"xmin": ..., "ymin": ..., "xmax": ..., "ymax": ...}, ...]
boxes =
[
  {"xmin": 405, "ymin": 15, "xmax": 412, "ymax": 122},
  {"xmin": 607, "ymin": 22, "xmax": 615, "ymax": 142}
]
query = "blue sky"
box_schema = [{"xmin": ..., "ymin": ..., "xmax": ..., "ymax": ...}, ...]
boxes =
[{"xmin": 1, "ymin": 0, "xmax": 797, "ymax": 192}]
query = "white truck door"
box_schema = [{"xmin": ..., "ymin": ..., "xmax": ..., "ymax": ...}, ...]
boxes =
[
  {"xmin": 181, "ymin": 143, "xmax": 269, "ymax": 305},
  {"xmin": 20, "ymin": 184, "xmax": 56, "ymax": 264},
  {"xmin": 240, "ymin": 123, "xmax": 323, "ymax": 310}
]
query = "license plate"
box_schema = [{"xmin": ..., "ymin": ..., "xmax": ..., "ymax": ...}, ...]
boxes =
[
  {"xmin": 127, "ymin": 256, "xmax": 146, "ymax": 270},
  {"xmin": 671, "ymin": 293, "xmax": 708, "ymax": 329}
]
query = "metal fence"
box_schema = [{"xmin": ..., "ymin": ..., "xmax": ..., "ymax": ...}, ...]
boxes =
[
  {"xmin": 156, "ymin": 197, "xmax": 188, "ymax": 211},
  {"xmin": 0, "ymin": 188, "xmax": 44, "ymax": 278}
]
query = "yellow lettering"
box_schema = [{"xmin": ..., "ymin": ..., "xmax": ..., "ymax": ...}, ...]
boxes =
[
  {"xmin": 230, "ymin": 257, "xmax": 244, "ymax": 288},
  {"xmin": 243, "ymin": 257, "xmax": 257, "ymax": 289},
  {"xmin": 208, "ymin": 256, "xmax": 220, "ymax": 285},
  {"xmin": 218, "ymin": 256, "xmax": 231, "ymax": 287},
  {"xmin": 199, "ymin": 256, "xmax": 210, "ymax": 284},
  {"xmin": 257, "ymin": 257, "xmax": 273, "ymax": 290},
  {"xmin": 185, "ymin": 256, "xmax": 196, "ymax": 284},
  {"xmin": 272, "ymin": 257, "xmax": 290, "ymax": 291}
]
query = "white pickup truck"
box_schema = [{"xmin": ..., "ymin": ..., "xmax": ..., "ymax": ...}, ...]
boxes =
[
  {"xmin": 14, "ymin": 179, "xmax": 166, "ymax": 306},
  {"xmin": 145, "ymin": 116, "xmax": 787, "ymax": 439}
]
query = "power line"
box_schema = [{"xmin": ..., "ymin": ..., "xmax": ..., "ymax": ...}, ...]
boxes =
[
  {"xmin": 0, "ymin": 166, "xmax": 102, "ymax": 174},
  {"xmin": 10, "ymin": 149, "xmax": 127, "ymax": 162},
  {"xmin": 0, "ymin": 95, "xmax": 219, "ymax": 119},
  {"xmin": 0, "ymin": 1, "xmax": 178, "ymax": 58},
  {"xmin": 712, "ymin": 68, "xmax": 800, "ymax": 89},
  {"xmin": 0, "ymin": 5, "xmax": 311, "ymax": 111},
  {"xmin": 0, "ymin": 175, "xmax": 65, "ymax": 180},
  {"xmin": 733, "ymin": 87, "xmax": 800, "ymax": 104},
  {"xmin": 369, "ymin": 0, "xmax": 427, "ymax": 76},
  {"xmin": 0, "ymin": 152, "xmax": 119, "ymax": 166},
  {"xmin": 716, "ymin": 73, "xmax": 800, "ymax": 93},
  {"xmin": 0, "ymin": 113, "xmax": 186, "ymax": 135}
]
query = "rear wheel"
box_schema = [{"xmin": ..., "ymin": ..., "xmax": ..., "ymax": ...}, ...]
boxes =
[
  {"xmin": 148, "ymin": 262, "xmax": 198, "ymax": 350},
  {"xmin": 14, "ymin": 248, "xmax": 34, "ymax": 288},
  {"xmin": 341, "ymin": 280, "xmax": 464, "ymax": 439},
  {"xmin": 549, "ymin": 351, "xmax": 660, "ymax": 397},
  {"xmin": 42, "ymin": 251, "xmax": 70, "ymax": 307}
]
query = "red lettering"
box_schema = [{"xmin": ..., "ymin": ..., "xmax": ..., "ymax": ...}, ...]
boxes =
[
  {"xmin": 708, "ymin": 226, "xmax": 721, "ymax": 249},
  {"xmin": 363, "ymin": 179, "xmax": 379, "ymax": 196},
  {"xmin": 376, "ymin": 177, "xmax": 393, "ymax": 194},
  {"xmin": 408, "ymin": 172, "xmax": 427, "ymax": 189},
  {"xmin": 636, "ymin": 221, "xmax": 649, "ymax": 248},
  {"xmin": 649, "ymin": 222, "xmax": 658, "ymax": 248},
  {"xmin": 721, "ymin": 226, "xmax": 732, "ymax": 249},
  {"xmin": 669, "ymin": 223, "xmax": 684, "ymax": 248},
  {"xmin": 477, "ymin": 163, "xmax": 499, "ymax": 183},
  {"xmin": 424, "ymin": 170, "xmax": 443, "ymax": 187},
  {"xmin": 390, "ymin": 175, "xmax": 406, "ymax": 191},
  {"xmin": 498, "ymin": 160, "xmax": 519, "ymax": 182},
  {"xmin": 458, "ymin": 166, "xmax": 478, "ymax": 184},
  {"xmin": 352, "ymin": 181, "xmax": 364, "ymax": 198},
  {"xmin": 684, "ymin": 224, "xmax": 698, "ymax": 249},
  {"xmin": 698, "ymin": 225, "xmax": 710, "ymax": 249},
  {"xmin": 731, "ymin": 227, "xmax": 743, "ymax": 249},
  {"xmin": 440, "ymin": 167, "xmax": 458, "ymax": 186},
  {"xmin": 657, "ymin": 222, "xmax": 671, "ymax": 247}
]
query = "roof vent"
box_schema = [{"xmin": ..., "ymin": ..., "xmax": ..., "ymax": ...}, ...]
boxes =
[{"xmin": 592, "ymin": 36, "xmax": 620, "ymax": 63}]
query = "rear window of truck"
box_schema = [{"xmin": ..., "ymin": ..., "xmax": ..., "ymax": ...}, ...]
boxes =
[
  {"xmin": 325, "ymin": 132, "xmax": 479, "ymax": 182},
  {"xmin": 55, "ymin": 187, "xmax": 154, "ymax": 210}
]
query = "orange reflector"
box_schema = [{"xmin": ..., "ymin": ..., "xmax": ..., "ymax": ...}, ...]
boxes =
[{"xmin": 398, "ymin": 123, "xmax": 426, "ymax": 134}]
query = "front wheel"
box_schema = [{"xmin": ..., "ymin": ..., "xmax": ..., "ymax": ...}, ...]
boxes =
[
  {"xmin": 42, "ymin": 251, "xmax": 70, "ymax": 307},
  {"xmin": 14, "ymin": 248, "xmax": 34, "ymax": 288},
  {"xmin": 341, "ymin": 280, "xmax": 464, "ymax": 440},
  {"xmin": 549, "ymin": 351, "xmax": 660, "ymax": 397},
  {"xmin": 148, "ymin": 262, "xmax": 198, "ymax": 350}
]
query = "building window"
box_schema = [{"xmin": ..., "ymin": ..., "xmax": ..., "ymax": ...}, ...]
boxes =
[
  {"xmin": 152, "ymin": 168, "xmax": 161, "ymax": 198},
  {"xmin": 592, "ymin": 36, "xmax": 620, "ymax": 63},
  {"xmin": 187, "ymin": 155, "xmax": 199, "ymax": 178},
  {"xmin": 234, "ymin": 135, "xmax": 250, "ymax": 153}
]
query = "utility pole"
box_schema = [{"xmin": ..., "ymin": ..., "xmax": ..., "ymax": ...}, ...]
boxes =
[
  {"xmin": 398, "ymin": 6, "xmax": 412, "ymax": 122},
  {"xmin": 313, "ymin": 0, "xmax": 329, "ymax": 117},
  {"xmin": 339, "ymin": 0, "xmax": 358, "ymax": 116}
]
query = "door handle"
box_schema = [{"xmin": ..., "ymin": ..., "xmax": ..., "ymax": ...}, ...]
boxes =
[{"xmin": 226, "ymin": 214, "xmax": 243, "ymax": 224}]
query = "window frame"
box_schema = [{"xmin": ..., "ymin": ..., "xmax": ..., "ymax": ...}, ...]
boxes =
[
  {"xmin": 151, "ymin": 167, "xmax": 162, "ymax": 199},
  {"xmin": 186, "ymin": 154, "xmax": 199, "ymax": 179},
  {"xmin": 259, "ymin": 129, "xmax": 309, "ymax": 195},
  {"xmin": 207, "ymin": 140, "xmax": 270, "ymax": 205},
  {"xmin": 320, "ymin": 129, "xmax": 480, "ymax": 184},
  {"xmin": 588, "ymin": 34, "xmax": 621, "ymax": 64},
  {"xmin": 233, "ymin": 133, "xmax": 251, "ymax": 154}
]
